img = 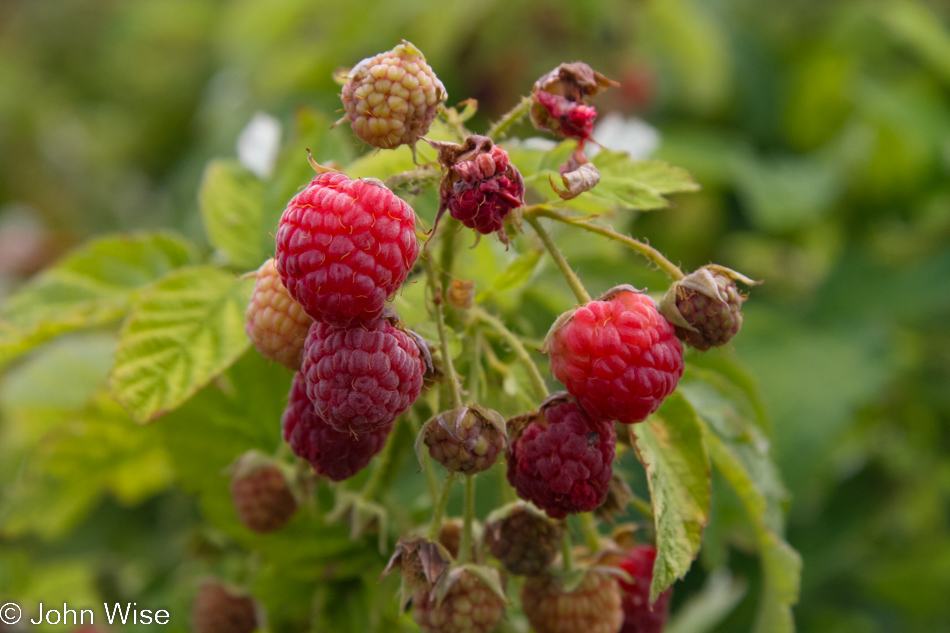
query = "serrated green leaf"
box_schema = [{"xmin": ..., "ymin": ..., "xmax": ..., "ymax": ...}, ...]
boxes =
[
  {"xmin": 493, "ymin": 249, "xmax": 542, "ymax": 291},
  {"xmin": 632, "ymin": 393, "xmax": 710, "ymax": 602},
  {"xmin": 586, "ymin": 151, "xmax": 700, "ymax": 210},
  {"xmin": 0, "ymin": 232, "xmax": 196, "ymax": 368},
  {"xmin": 109, "ymin": 266, "xmax": 253, "ymax": 423},
  {"xmin": 199, "ymin": 159, "xmax": 268, "ymax": 269}
]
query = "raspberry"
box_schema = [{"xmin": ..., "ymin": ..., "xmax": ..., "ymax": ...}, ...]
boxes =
[
  {"xmin": 529, "ymin": 62, "xmax": 617, "ymax": 143},
  {"xmin": 275, "ymin": 171, "xmax": 419, "ymax": 325},
  {"xmin": 302, "ymin": 318, "xmax": 425, "ymax": 435},
  {"xmin": 191, "ymin": 580, "xmax": 259, "ymax": 633},
  {"xmin": 506, "ymin": 393, "xmax": 616, "ymax": 519},
  {"xmin": 521, "ymin": 571, "xmax": 624, "ymax": 633},
  {"xmin": 432, "ymin": 135, "xmax": 525, "ymax": 241},
  {"xmin": 546, "ymin": 286, "xmax": 684, "ymax": 424},
  {"xmin": 282, "ymin": 373, "xmax": 392, "ymax": 481},
  {"xmin": 412, "ymin": 570, "xmax": 506, "ymax": 633},
  {"xmin": 341, "ymin": 40, "xmax": 446, "ymax": 149},
  {"xmin": 245, "ymin": 258, "xmax": 313, "ymax": 369},
  {"xmin": 616, "ymin": 546, "xmax": 672, "ymax": 633},
  {"xmin": 423, "ymin": 405, "xmax": 508, "ymax": 475},
  {"xmin": 659, "ymin": 264, "xmax": 758, "ymax": 351},
  {"xmin": 532, "ymin": 91, "xmax": 598, "ymax": 140},
  {"xmin": 229, "ymin": 450, "xmax": 298, "ymax": 533},
  {"xmin": 485, "ymin": 504, "xmax": 563, "ymax": 575}
]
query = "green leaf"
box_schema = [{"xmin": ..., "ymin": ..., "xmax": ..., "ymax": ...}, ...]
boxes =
[
  {"xmin": 632, "ymin": 393, "xmax": 711, "ymax": 602},
  {"xmin": 158, "ymin": 352, "xmax": 374, "ymax": 578},
  {"xmin": 587, "ymin": 150, "xmax": 701, "ymax": 210},
  {"xmin": 0, "ymin": 232, "xmax": 196, "ymax": 367},
  {"xmin": 199, "ymin": 159, "xmax": 268, "ymax": 270},
  {"xmin": 682, "ymin": 376, "xmax": 801, "ymax": 633},
  {"xmin": 493, "ymin": 249, "xmax": 542, "ymax": 291},
  {"xmin": 109, "ymin": 266, "xmax": 253, "ymax": 423},
  {"xmin": 705, "ymin": 432, "xmax": 802, "ymax": 633}
]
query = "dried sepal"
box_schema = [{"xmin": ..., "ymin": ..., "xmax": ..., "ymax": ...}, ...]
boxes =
[{"xmin": 381, "ymin": 536, "xmax": 453, "ymax": 612}]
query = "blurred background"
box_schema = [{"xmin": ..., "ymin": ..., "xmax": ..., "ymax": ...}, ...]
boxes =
[{"xmin": 1, "ymin": 0, "xmax": 949, "ymax": 631}]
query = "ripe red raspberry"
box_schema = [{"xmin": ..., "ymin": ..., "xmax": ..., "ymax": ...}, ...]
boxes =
[
  {"xmin": 529, "ymin": 62, "xmax": 617, "ymax": 144},
  {"xmin": 546, "ymin": 286, "xmax": 684, "ymax": 424},
  {"xmin": 432, "ymin": 135, "xmax": 525, "ymax": 241},
  {"xmin": 616, "ymin": 545, "xmax": 672, "ymax": 633},
  {"xmin": 506, "ymin": 393, "xmax": 616, "ymax": 519},
  {"xmin": 521, "ymin": 571, "xmax": 624, "ymax": 633},
  {"xmin": 302, "ymin": 318, "xmax": 425, "ymax": 435},
  {"xmin": 191, "ymin": 580, "xmax": 259, "ymax": 633},
  {"xmin": 412, "ymin": 570, "xmax": 506, "ymax": 633},
  {"xmin": 659, "ymin": 264, "xmax": 759, "ymax": 351},
  {"xmin": 275, "ymin": 171, "xmax": 419, "ymax": 325},
  {"xmin": 245, "ymin": 258, "xmax": 313, "ymax": 369},
  {"xmin": 485, "ymin": 504, "xmax": 563, "ymax": 575},
  {"xmin": 229, "ymin": 451, "xmax": 298, "ymax": 533},
  {"xmin": 282, "ymin": 373, "xmax": 392, "ymax": 481},
  {"xmin": 341, "ymin": 40, "xmax": 446, "ymax": 149},
  {"xmin": 423, "ymin": 405, "xmax": 508, "ymax": 475}
]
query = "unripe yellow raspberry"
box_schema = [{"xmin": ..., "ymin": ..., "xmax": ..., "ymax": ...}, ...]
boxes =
[{"xmin": 341, "ymin": 40, "xmax": 446, "ymax": 149}]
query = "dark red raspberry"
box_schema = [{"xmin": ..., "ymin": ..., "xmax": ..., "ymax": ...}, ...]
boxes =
[
  {"xmin": 229, "ymin": 451, "xmax": 298, "ymax": 533},
  {"xmin": 245, "ymin": 258, "xmax": 313, "ymax": 369},
  {"xmin": 431, "ymin": 135, "xmax": 524, "ymax": 241},
  {"xmin": 302, "ymin": 318, "xmax": 425, "ymax": 435},
  {"xmin": 659, "ymin": 264, "xmax": 758, "ymax": 351},
  {"xmin": 423, "ymin": 405, "xmax": 508, "ymax": 475},
  {"xmin": 616, "ymin": 545, "xmax": 672, "ymax": 633},
  {"xmin": 485, "ymin": 504, "xmax": 563, "ymax": 575},
  {"xmin": 546, "ymin": 286, "xmax": 684, "ymax": 424},
  {"xmin": 275, "ymin": 171, "xmax": 419, "ymax": 325},
  {"xmin": 506, "ymin": 393, "xmax": 616, "ymax": 519},
  {"xmin": 521, "ymin": 571, "xmax": 623, "ymax": 633},
  {"xmin": 191, "ymin": 580, "xmax": 259, "ymax": 633},
  {"xmin": 282, "ymin": 373, "xmax": 391, "ymax": 481},
  {"xmin": 412, "ymin": 570, "xmax": 506, "ymax": 633}
]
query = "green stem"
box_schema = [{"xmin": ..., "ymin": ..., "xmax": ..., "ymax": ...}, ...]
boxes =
[
  {"xmin": 427, "ymin": 471, "xmax": 456, "ymax": 540},
  {"xmin": 579, "ymin": 512, "xmax": 601, "ymax": 554},
  {"xmin": 630, "ymin": 495, "xmax": 655, "ymax": 521},
  {"xmin": 458, "ymin": 475, "xmax": 476, "ymax": 564},
  {"xmin": 409, "ymin": 411, "xmax": 441, "ymax": 503},
  {"xmin": 524, "ymin": 214, "xmax": 592, "ymax": 303},
  {"xmin": 561, "ymin": 527, "xmax": 574, "ymax": 573},
  {"xmin": 487, "ymin": 96, "xmax": 533, "ymax": 140},
  {"xmin": 439, "ymin": 217, "xmax": 459, "ymax": 293},
  {"xmin": 424, "ymin": 255, "xmax": 463, "ymax": 410},
  {"xmin": 469, "ymin": 328, "xmax": 484, "ymax": 404},
  {"xmin": 526, "ymin": 206, "xmax": 685, "ymax": 281},
  {"xmin": 359, "ymin": 421, "xmax": 403, "ymax": 501},
  {"xmin": 473, "ymin": 307, "xmax": 549, "ymax": 402}
]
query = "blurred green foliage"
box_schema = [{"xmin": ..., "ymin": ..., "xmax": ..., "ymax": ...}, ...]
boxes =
[{"xmin": 1, "ymin": 0, "xmax": 949, "ymax": 632}]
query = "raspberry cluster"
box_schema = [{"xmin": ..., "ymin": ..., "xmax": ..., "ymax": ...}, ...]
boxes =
[{"xmin": 224, "ymin": 44, "xmax": 753, "ymax": 633}]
